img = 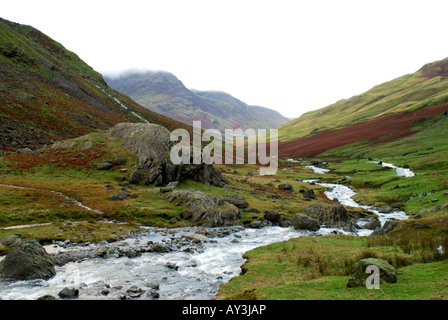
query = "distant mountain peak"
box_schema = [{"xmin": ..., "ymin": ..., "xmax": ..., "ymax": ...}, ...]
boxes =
[{"xmin": 104, "ymin": 71, "xmax": 289, "ymax": 131}]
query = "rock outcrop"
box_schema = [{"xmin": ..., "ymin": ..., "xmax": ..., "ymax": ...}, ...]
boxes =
[
  {"xmin": 107, "ymin": 123, "xmax": 228, "ymax": 187},
  {"xmin": 164, "ymin": 189, "xmax": 241, "ymax": 227},
  {"xmin": 0, "ymin": 240, "xmax": 56, "ymax": 280},
  {"xmin": 303, "ymin": 204, "xmax": 351, "ymax": 228}
]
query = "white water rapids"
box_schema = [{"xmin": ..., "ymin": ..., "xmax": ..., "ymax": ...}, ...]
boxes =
[{"xmin": 0, "ymin": 162, "xmax": 412, "ymax": 300}]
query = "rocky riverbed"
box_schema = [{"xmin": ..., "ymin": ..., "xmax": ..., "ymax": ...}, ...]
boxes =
[{"xmin": 0, "ymin": 161, "xmax": 412, "ymax": 300}]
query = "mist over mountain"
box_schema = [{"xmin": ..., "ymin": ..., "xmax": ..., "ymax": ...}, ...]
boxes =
[{"xmin": 104, "ymin": 71, "xmax": 289, "ymax": 131}]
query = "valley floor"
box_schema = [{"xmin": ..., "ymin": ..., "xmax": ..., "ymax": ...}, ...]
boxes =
[{"xmin": 1, "ymin": 138, "xmax": 447, "ymax": 299}]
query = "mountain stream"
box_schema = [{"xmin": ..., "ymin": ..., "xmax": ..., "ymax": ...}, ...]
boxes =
[{"xmin": 0, "ymin": 162, "xmax": 412, "ymax": 300}]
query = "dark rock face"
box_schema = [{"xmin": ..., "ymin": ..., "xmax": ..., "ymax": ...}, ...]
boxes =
[
  {"xmin": 0, "ymin": 240, "xmax": 56, "ymax": 280},
  {"xmin": 107, "ymin": 123, "xmax": 228, "ymax": 187}
]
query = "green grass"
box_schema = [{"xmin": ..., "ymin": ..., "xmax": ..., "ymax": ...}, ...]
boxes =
[
  {"xmin": 279, "ymin": 58, "xmax": 448, "ymax": 142},
  {"xmin": 310, "ymin": 115, "xmax": 448, "ymax": 213},
  {"xmin": 217, "ymin": 233, "xmax": 448, "ymax": 300}
]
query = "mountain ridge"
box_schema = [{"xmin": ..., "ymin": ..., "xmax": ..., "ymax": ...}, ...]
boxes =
[
  {"xmin": 279, "ymin": 57, "xmax": 448, "ymax": 143},
  {"xmin": 0, "ymin": 17, "xmax": 189, "ymax": 151},
  {"xmin": 104, "ymin": 70, "xmax": 289, "ymax": 131}
]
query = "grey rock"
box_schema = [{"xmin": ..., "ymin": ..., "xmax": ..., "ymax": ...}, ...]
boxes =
[
  {"xmin": 278, "ymin": 184, "xmax": 294, "ymax": 192},
  {"xmin": 303, "ymin": 188, "xmax": 317, "ymax": 200},
  {"xmin": 303, "ymin": 204, "xmax": 350, "ymax": 228},
  {"xmin": 263, "ymin": 210, "xmax": 281, "ymax": 222},
  {"xmin": 165, "ymin": 262, "xmax": 178, "ymax": 270},
  {"xmin": 371, "ymin": 220, "xmax": 398, "ymax": 236},
  {"xmin": 164, "ymin": 189, "xmax": 240, "ymax": 227},
  {"xmin": 109, "ymin": 189, "xmax": 129, "ymax": 201},
  {"xmin": 97, "ymin": 161, "xmax": 113, "ymax": 170},
  {"xmin": 249, "ymin": 220, "xmax": 262, "ymax": 228},
  {"xmin": 58, "ymin": 287, "xmax": 79, "ymax": 299},
  {"xmin": 291, "ymin": 213, "xmax": 321, "ymax": 231},
  {"xmin": 145, "ymin": 281, "xmax": 160, "ymax": 290},
  {"xmin": 0, "ymin": 235, "xmax": 23, "ymax": 248},
  {"xmin": 377, "ymin": 206, "xmax": 393, "ymax": 214},
  {"xmin": 363, "ymin": 217, "xmax": 381, "ymax": 230},
  {"xmin": 412, "ymin": 222, "xmax": 430, "ymax": 229},
  {"xmin": 150, "ymin": 243, "xmax": 171, "ymax": 253},
  {"xmin": 129, "ymin": 170, "xmax": 146, "ymax": 185},
  {"xmin": 107, "ymin": 123, "xmax": 228, "ymax": 187},
  {"xmin": 347, "ymin": 258, "xmax": 397, "ymax": 288},
  {"xmin": 0, "ymin": 240, "xmax": 56, "ymax": 280}
]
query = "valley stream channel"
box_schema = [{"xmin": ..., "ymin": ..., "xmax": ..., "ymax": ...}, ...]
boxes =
[{"xmin": 0, "ymin": 161, "xmax": 411, "ymax": 300}]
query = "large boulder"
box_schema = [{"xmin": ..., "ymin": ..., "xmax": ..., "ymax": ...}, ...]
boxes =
[
  {"xmin": 164, "ymin": 189, "xmax": 242, "ymax": 227},
  {"xmin": 263, "ymin": 210, "xmax": 281, "ymax": 222},
  {"xmin": 303, "ymin": 204, "xmax": 351, "ymax": 228},
  {"xmin": 347, "ymin": 258, "xmax": 398, "ymax": 288},
  {"xmin": 0, "ymin": 240, "xmax": 56, "ymax": 280},
  {"xmin": 107, "ymin": 123, "xmax": 228, "ymax": 187},
  {"xmin": 291, "ymin": 213, "xmax": 321, "ymax": 231}
]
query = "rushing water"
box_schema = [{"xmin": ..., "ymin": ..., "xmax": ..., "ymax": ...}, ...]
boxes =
[
  {"xmin": 0, "ymin": 226, "xmax": 316, "ymax": 300},
  {"xmin": 0, "ymin": 162, "xmax": 412, "ymax": 300},
  {"xmin": 375, "ymin": 161, "xmax": 415, "ymax": 177}
]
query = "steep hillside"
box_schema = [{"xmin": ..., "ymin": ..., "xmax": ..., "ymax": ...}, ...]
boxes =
[
  {"xmin": 104, "ymin": 71, "xmax": 289, "ymax": 131},
  {"xmin": 0, "ymin": 18, "xmax": 188, "ymax": 151},
  {"xmin": 279, "ymin": 57, "xmax": 448, "ymax": 142}
]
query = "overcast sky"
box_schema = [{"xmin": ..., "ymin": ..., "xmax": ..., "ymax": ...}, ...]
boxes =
[{"xmin": 3, "ymin": 0, "xmax": 448, "ymax": 118}]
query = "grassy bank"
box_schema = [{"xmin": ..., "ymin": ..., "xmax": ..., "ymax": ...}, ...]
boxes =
[{"xmin": 217, "ymin": 227, "xmax": 448, "ymax": 300}]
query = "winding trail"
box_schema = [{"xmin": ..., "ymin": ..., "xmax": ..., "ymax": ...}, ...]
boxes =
[{"xmin": 0, "ymin": 184, "xmax": 105, "ymax": 218}]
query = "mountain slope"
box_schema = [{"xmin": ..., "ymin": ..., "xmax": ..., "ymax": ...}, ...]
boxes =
[
  {"xmin": 104, "ymin": 71, "xmax": 289, "ymax": 131},
  {"xmin": 0, "ymin": 18, "xmax": 188, "ymax": 151},
  {"xmin": 279, "ymin": 57, "xmax": 448, "ymax": 142}
]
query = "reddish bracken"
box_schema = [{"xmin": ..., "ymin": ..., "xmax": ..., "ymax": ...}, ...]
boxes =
[{"xmin": 278, "ymin": 103, "xmax": 448, "ymax": 157}]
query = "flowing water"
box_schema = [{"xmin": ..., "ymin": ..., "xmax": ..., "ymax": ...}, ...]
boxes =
[{"xmin": 0, "ymin": 161, "xmax": 413, "ymax": 300}]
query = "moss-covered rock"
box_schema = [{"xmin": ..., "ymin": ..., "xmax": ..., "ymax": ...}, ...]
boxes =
[
  {"xmin": 347, "ymin": 258, "xmax": 397, "ymax": 288},
  {"xmin": 0, "ymin": 240, "xmax": 56, "ymax": 280}
]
